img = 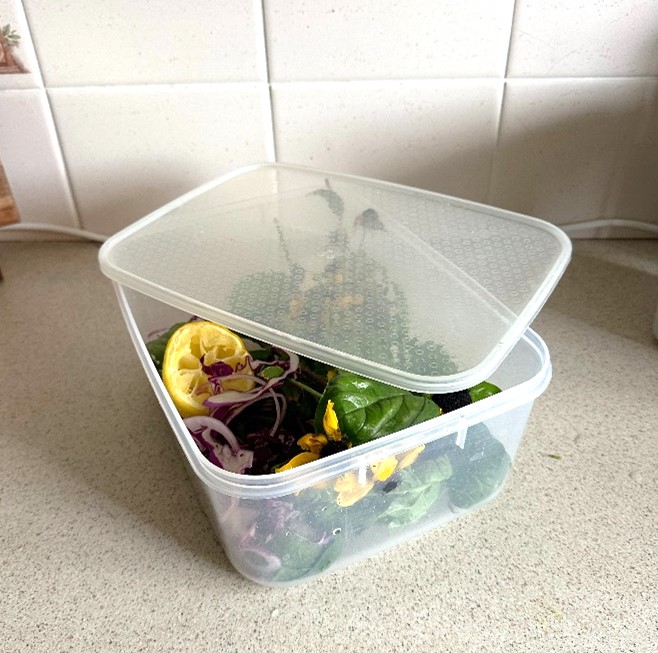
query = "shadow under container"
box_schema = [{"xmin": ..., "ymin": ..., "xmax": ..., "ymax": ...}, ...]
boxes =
[{"xmin": 100, "ymin": 164, "xmax": 571, "ymax": 586}]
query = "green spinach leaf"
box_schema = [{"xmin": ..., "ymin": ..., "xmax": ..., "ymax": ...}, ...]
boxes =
[
  {"xmin": 309, "ymin": 179, "xmax": 345, "ymax": 217},
  {"xmin": 379, "ymin": 456, "xmax": 452, "ymax": 528},
  {"xmin": 314, "ymin": 372, "xmax": 440, "ymax": 445},
  {"xmin": 447, "ymin": 423, "xmax": 511, "ymax": 509},
  {"xmin": 228, "ymin": 270, "xmax": 302, "ymax": 330},
  {"xmin": 271, "ymin": 531, "xmax": 343, "ymax": 583},
  {"xmin": 267, "ymin": 486, "xmax": 346, "ymax": 582},
  {"xmin": 468, "ymin": 381, "xmax": 502, "ymax": 403},
  {"xmin": 399, "ymin": 337, "xmax": 458, "ymax": 377}
]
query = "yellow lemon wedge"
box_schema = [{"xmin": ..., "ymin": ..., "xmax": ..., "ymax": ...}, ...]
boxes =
[{"xmin": 162, "ymin": 321, "xmax": 254, "ymax": 418}]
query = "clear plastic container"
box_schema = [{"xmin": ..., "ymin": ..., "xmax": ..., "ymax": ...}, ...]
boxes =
[
  {"xmin": 100, "ymin": 164, "xmax": 570, "ymax": 585},
  {"xmin": 114, "ymin": 285, "xmax": 551, "ymax": 586}
]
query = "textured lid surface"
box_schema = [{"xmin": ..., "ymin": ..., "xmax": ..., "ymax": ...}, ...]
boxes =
[{"xmin": 99, "ymin": 164, "xmax": 571, "ymax": 392}]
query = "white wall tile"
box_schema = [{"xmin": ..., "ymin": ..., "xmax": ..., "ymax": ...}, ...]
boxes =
[
  {"xmin": 0, "ymin": 89, "xmax": 78, "ymax": 225},
  {"xmin": 272, "ymin": 81, "xmax": 502, "ymax": 202},
  {"xmin": 508, "ymin": 0, "xmax": 658, "ymax": 77},
  {"xmin": 265, "ymin": 0, "xmax": 515, "ymax": 81},
  {"xmin": 604, "ymin": 79, "xmax": 658, "ymax": 224},
  {"xmin": 488, "ymin": 79, "xmax": 656, "ymax": 225},
  {"xmin": 0, "ymin": 0, "xmax": 42, "ymax": 88},
  {"xmin": 22, "ymin": 0, "xmax": 266, "ymax": 86},
  {"xmin": 48, "ymin": 84, "xmax": 273, "ymax": 235},
  {"xmin": 1, "ymin": 0, "xmax": 655, "ymax": 240}
]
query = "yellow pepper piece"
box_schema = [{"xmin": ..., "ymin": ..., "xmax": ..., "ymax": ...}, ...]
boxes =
[
  {"xmin": 334, "ymin": 471, "xmax": 374, "ymax": 507},
  {"xmin": 370, "ymin": 456, "xmax": 398, "ymax": 482},
  {"xmin": 397, "ymin": 445, "xmax": 425, "ymax": 469},
  {"xmin": 297, "ymin": 433, "xmax": 328, "ymax": 455},
  {"xmin": 274, "ymin": 452, "xmax": 319, "ymax": 472},
  {"xmin": 322, "ymin": 400, "xmax": 344, "ymax": 441}
]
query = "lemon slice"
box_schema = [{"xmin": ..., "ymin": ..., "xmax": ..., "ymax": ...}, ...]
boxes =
[{"xmin": 162, "ymin": 321, "xmax": 254, "ymax": 418}]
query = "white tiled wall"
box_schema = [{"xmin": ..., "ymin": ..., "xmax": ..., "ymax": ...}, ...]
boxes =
[
  {"xmin": 48, "ymin": 84, "xmax": 272, "ymax": 234},
  {"xmin": 264, "ymin": 0, "xmax": 516, "ymax": 80},
  {"xmin": 0, "ymin": 0, "xmax": 657, "ymax": 236}
]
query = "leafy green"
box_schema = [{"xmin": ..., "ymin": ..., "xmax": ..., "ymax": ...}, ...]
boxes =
[
  {"xmin": 308, "ymin": 179, "xmax": 345, "ymax": 217},
  {"xmin": 298, "ymin": 356, "xmax": 336, "ymax": 389},
  {"xmin": 314, "ymin": 372, "xmax": 440, "ymax": 445},
  {"xmin": 309, "ymin": 188, "xmax": 345, "ymax": 217},
  {"xmin": 297, "ymin": 252, "xmax": 410, "ymax": 362},
  {"xmin": 267, "ymin": 485, "xmax": 346, "ymax": 582},
  {"xmin": 260, "ymin": 365, "xmax": 285, "ymax": 380},
  {"xmin": 270, "ymin": 530, "xmax": 343, "ymax": 583},
  {"xmin": 227, "ymin": 269, "xmax": 302, "ymax": 331},
  {"xmin": 447, "ymin": 423, "xmax": 511, "ymax": 509},
  {"xmin": 228, "ymin": 179, "xmax": 457, "ymax": 380},
  {"xmin": 145, "ymin": 322, "xmax": 187, "ymax": 373},
  {"xmin": 400, "ymin": 337, "xmax": 458, "ymax": 377},
  {"xmin": 379, "ymin": 456, "xmax": 452, "ymax": 528},
  {"xmin": 249, "ymin": 346, "xmax": 275, "ymax": 361},
  {"xmin": 468, "ymin": 381, "xmax": 502, "ymax": 403},
  {"xmin": 278, "ymin": 355, "xmax": 334, "ymax": 436}
]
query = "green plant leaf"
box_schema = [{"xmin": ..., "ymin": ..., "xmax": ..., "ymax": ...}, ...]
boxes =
[
  {"xmin": 447, "ymin": 423, "xmax": 511, "ymax": 509},
  {"xmin": 267, "ymin": 486, "xmax": 346, "ymax": 582},
  {"xmin": 228, "ymin": 269, "xmax": 301, "ymax": 329},
  {"xmin": 271, "ymin": 531, "xmax": 343, "ymax": 583},
  {"xmin": 260, "ymin": 365, "xmax": 285, "ymax": 380},
  {"xmin": 314, "ymin": 372, "xmax": 440, "ymax": 445},
  {"xmin": 379, "ymin": 456, "xmax": 452, "ymax": 528},
  {"xmin": 468, "ymin": 381, "xmax": 502, "ymax": 403},
  {"xmin": 309, "ymin": 180, "xmax": 344, "ymax": 217}
]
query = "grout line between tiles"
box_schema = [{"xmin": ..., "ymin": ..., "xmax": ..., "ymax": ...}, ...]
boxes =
[
  {"xmin": 40, "ymin": 89, "xmax": 84, "ymax": 230},
  {"xmin": 12, "ymin": 1, "xmax": 83, "ymax": 230},
  {"xmin": 37, "ymin": 81, "xmax": 270, "ymax": 93},
  {"xmin": 503, "ymin": 0, "xmax": 518, "ymax": 79},
  {"xmin": 1, "ymin": 76, "xmax": 656, "ymax": 95},
  {"xmin": 503, "ymin": 75, "xmax": 658, "ymax": 83},
  {"xmin": 485, "ymin": 0, "xmax": 517, "ymax": 204},
  {"xmin": 258, "ymin": 0, "xmax": 277, "ymax": 162},
  {"xmin": 485, "ymin": 80, "xmax": 508, "ymax": 206},
  {"xmin": 13, "ymin": 0, "xmax": 45, "ymax": 89}
]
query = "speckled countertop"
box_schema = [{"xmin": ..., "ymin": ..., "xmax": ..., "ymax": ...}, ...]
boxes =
[{"xmin": 1, "ymin": 239, "xmax": 657, "ymax": 652}]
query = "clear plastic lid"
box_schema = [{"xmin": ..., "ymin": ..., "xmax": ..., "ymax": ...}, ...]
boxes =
[{"xmin": 99, "ymin": 164, "xmax": 571, "ymax": 392}]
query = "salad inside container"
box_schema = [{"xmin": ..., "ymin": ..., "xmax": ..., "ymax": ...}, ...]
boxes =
[{"xmin": 99, "ymin": 164, "xmax": 571, "ymax": 584}]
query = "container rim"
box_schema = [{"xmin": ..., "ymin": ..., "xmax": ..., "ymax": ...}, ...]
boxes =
[{"xmin": 116, "ymin": 281, "xmax": 552, "ymax": 500}]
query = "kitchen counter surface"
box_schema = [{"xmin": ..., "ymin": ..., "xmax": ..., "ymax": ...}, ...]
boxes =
[{"xmin": 1, "ymin": 239, "xmax": 657, "ymax": 652}]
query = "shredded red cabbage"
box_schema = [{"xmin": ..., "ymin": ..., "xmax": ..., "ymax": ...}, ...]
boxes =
[{"xmin": 182, "ymin": 344, "xmax": 302, "ymax": 475}]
